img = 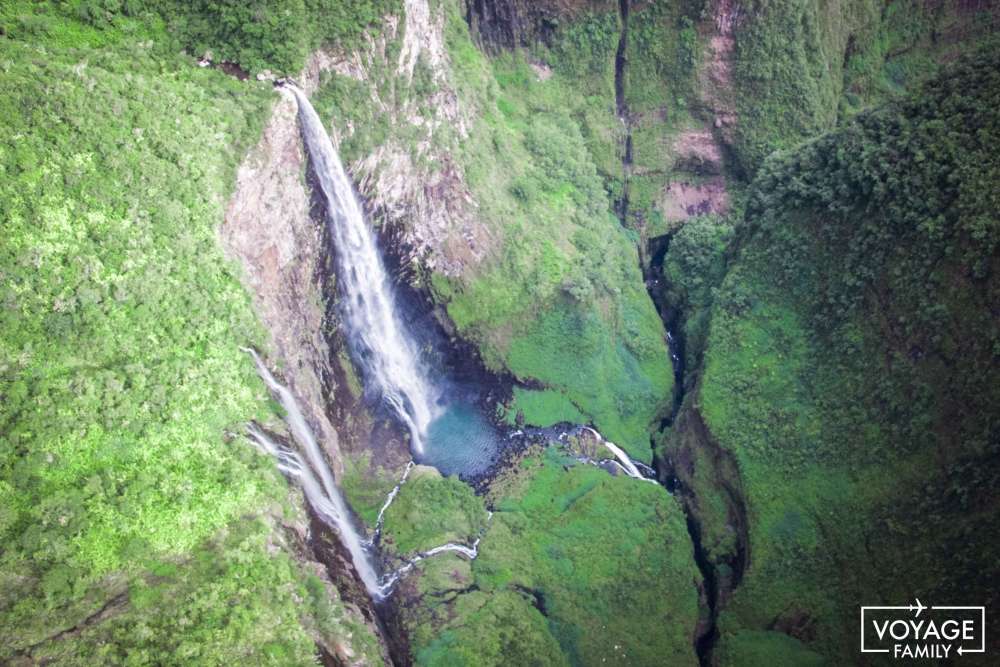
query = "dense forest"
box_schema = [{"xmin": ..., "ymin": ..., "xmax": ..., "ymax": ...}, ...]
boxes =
[{"xmin": 1, "ymin": 0, "xmax": 997, "ymax": 665}]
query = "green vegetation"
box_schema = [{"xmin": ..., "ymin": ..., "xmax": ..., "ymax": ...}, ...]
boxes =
[
  {"xmin": 399, "ymin": 448, "xmax": 701, "ymax": 665},
  {"xmin": 673, "ymin": 44, "xmax": 1000, "ymax": 662},
  {"xmin": 623, "ymin": 0, "xmax": 705, "ymax": 232},
  {"xmin": 3, "ymin": 1, "xmax": 398, "ymax": 75},
  {"xmin": 6, "ymin": 0, "xmax": 998, "ymax": 664},
  {"xmin": 417, "ymin": 589, "xmax": 569, "ymax": 666},
  {"xmin": 730, "ymin": 0, "xmax": 999, "ymax": 175},
  {"xmin": 506, "ymin": 387, "xmax": 587, "ymax": 428},
  {"xmin": 661, "ymin": 214, "xmax": 735, "ymax": 371},
  {"xmin": 381, "ymin": 467, "xmax": 488, "ymax": 556},
  {"xmin": 432, "ymin": 7, "xmax": 673, "ymax": 460},
  {"xmin": 717, "ymin": 629, "xmax": 825, "ymax": 666},
  {"xmin": 0, "ymin": 4, "xmax": 381, "ymax": 663},
  {"xmin": 157, "ymin": 0, "xmax": 401, "ymax": 74},
  {"xmin": 339, "ymin": 450, "xmax": 400, "ymax": 527},
  {"xmin": 312, "ymin": 1, "xmax": 699, "ymax": 459}
]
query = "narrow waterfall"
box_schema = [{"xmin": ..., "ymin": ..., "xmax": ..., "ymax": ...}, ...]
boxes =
[
  {"xmin": 243, "ymin": 349, "xmax": 383, "ymax": 597},
  {"xmin": 577, "ymin": 427, "xmax": 658, "ymax": 483},
  {"xmin": 289, "ymin": 86, "xmax": 438, "ymax": 456}
]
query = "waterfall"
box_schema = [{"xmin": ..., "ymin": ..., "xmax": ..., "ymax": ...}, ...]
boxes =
[
  {"xmin": 289, "ymin": 86, "xmax": 438, "ymax": 456},
  {"xmin": 366, "ymin": 460, "xmax": 414, "ymax": 547},
  {"xmin": 579, "ymin": 427, "xmax": 658, "ymax": 483},
  {"xmin": 243, "ymin": 349, "xmax": 383, "ymax": 597}
]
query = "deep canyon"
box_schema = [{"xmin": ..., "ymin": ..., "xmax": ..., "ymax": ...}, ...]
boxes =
[{"xmin": 1, "ymin": 1, "xmax": 999, "ymax": 666}]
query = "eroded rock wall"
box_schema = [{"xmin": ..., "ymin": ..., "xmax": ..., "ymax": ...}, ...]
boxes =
[{"xmin": 220, "ymin": 90, "xmax": 347, "ymax": 473}]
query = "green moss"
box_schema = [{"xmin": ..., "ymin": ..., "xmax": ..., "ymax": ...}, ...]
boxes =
[
  {"xmin": 662, "ymin": 214, "xmax": 735, "ymax": 370},
  {"xmin": 717, "ymin": 630, "xmax": 827, "ymax": 666},
  {"xmin": 425, "ymin": 9, "xmax": 673, "ymax": 460},
  {"xmin": 503, "ymin": 297, "xmax": 671, "ymax": 461},
  {"xmin": 475, "ymin": 451, "xmax": 700, "ymax": 664},
  {"xmin": 401, "ymin": 449, "xmax": 701, "ymax": 665},
  {"xmin": 506, "ymin": 387, "xmax": 587, "ymax": 428},
  {"xmin": 381, "ymin": 467, "xmax": 488, "ymax": 556},
  {"xmin": 340, "ymin": 450, "xmax": 399, "ymax": 527},
  {"xmin": 417, "ymin": 590, "xmax": 568, "ymax": 667}
]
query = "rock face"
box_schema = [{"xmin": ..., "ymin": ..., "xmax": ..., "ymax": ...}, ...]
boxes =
[
  {"xmin": 220, "ymin": 80, "xmax": 399, "ymax": 662},
  {"xmin": 698, "ymin": 0, "xmax": 740, "ymax": 151},
  {"xmin": 464, "ymin": 0, "xmax": 584, "ymax": 52},
  {"xmin": 220, "ymin": 90, "xmax": 347, "ymax": 474},
  {"xmin": 664, "ymin": 399, "xmax": 749, "ymax": 605}
]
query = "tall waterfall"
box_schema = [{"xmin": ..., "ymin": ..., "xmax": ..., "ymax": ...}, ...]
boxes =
[
  {"xmin": 243, "ymin": 349, "xmax": 383, "ymax": 597},
  {"xmin": 290, "ymin": 86, "xmax": 438, "ymax": 456}
]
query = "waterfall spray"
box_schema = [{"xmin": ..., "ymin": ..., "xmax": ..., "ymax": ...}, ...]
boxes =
[{"xmin": 288, "ymin": 85, "xmax": 438, "ymax": 456}]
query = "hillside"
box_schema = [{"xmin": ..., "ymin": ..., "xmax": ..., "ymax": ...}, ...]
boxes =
[{"xmin": 1, "ymin": 1, "xmax": 997, "ymax": 665}]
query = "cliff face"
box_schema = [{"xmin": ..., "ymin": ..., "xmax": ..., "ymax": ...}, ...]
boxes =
[
  {"xmin": 5, "ymin": 0, "xmax": 995, "ymax": 664},
  {"xmin": 221, "ymin": 90, "xmax": 344, "ymax": 472},
  {"xmin": 210, "ymin": 1, "xmax": 1000, "ymax": 664},
  {"xmin": 465, "ymin": 0, "xmax": 606, "ymax": 52},
  {"xmin": 306, "ymin": 0, "xmax": 673, "ymax": 461},
  {"xmin": 220, "ymin": 72, "xmax": 398, "ymax": 667},
  {"xmin": 663, "ymin": 46, "xmax": 1000, "ymax": 664}
]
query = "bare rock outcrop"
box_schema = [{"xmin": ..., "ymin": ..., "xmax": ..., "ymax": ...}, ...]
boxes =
[
  {"xmin": 219, "ymin": 90, "xmax": 346, "ymax": 473},
  {"xmin": 699, "ymin": 0, "xmax": 741, "ymax": 147}
]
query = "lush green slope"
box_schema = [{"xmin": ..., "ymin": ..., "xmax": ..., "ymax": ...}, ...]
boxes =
[
  {"xmin": 437, "ymin": 7, "xmax": 673, "ymax": 460},
  {"xmin": 40, "ymin": 0, "xmax": 400, "ymax": 75},
  {"xmin": 381, "ymin": 466, "xmax": 488, "ymax": 557},
  {"xmin": 394, "ymin": 447, "xmax": 701, "ymax": 666},
  {"xmin": 0, "ymin": 4, "xmax": 381, "ymax": 663},
  {"xmin": 666, "ymin": 44, "xmax": 1000, "ymax": 663},
  {"xmin": 730, "ymin": 0, "xmax": 999, "ymax": 175}
]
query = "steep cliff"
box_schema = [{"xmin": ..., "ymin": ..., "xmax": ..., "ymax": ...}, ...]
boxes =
[
  {"xmin": 3, "ymin": 0, "xmax": 999, "ymax": 665},
  {"xmin": 664, "ymin": 45, "xmax": 1000, "ymax": 664},
  {"xmin": 307, "ymin": 0, "xmax": 673, "ymax": 461}
]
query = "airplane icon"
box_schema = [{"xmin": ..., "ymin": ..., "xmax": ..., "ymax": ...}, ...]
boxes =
[{"xmin": 909, "ymin": 598, "xmax": 926, "ymax": 616}]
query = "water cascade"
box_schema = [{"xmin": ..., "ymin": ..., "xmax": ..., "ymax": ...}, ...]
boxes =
[
  {"xmin": 577, "ymin": 427, "xmax": 658, "ymax": 483},
  {"xmin": 257, "ymin": 88, "xmax": 663, "ymax": 603},
  {"xmin": 367, "ymin": 460, "xmax": 414, "ymax": 547},
  {"xmin": 243, "ymin": 348, "xmax": 383, "ymax": 597},
  {"xmin": 289, "ymin": 85, "xmax": 438, "ymax": 456},
  {"xmin": 378, "ymin": 512, "xmax": 494, "ymax": 592}
]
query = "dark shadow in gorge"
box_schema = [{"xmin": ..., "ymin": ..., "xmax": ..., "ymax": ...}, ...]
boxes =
[
  {"xmin": 642, "ymin": 232, "xmax": 712, "ymax": 663},
  {"xmin": 643, "ymin": 229, "xmax": 749, "ymax": 666},
  {"xmin": 614, "ymin": 0, "xmax": 632, "ymax": 226},
  {"xmin": 645, "ymin": 233, "xmax": 686, "ymax": 428}
]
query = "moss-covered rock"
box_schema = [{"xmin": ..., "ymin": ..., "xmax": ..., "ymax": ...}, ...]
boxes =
[
  {"xmin": 381, "ymin": 466, "xmax": 489, "ymax": 557},
  {"xmin": 668, "ymin": 44, "xmax": 1000, "ymax": 663},
  {"xmin": 394, "ymin": 448, "xmax": 702, "ymax": 665}
]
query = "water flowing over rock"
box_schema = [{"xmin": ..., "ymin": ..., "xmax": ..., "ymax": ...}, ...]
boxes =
[
  {"xmin": 219, "ymin": 86, "xmax": 347, "ymax": 474},
  {"xmin": 289, "ymin": 86, "xmax": 440, "ymax": 457},
  {"xmin": 574, "ymin": 427, "xmax": 659, "ymax": 483},
  {"xmin": 244, "ymin": 349, "xmax": 383, "ymax": 597}
]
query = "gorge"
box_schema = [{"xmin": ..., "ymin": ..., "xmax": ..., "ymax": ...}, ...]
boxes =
[{"xmin": 1, "ymin": 1, "xmax": 998, "ymax": 666}]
